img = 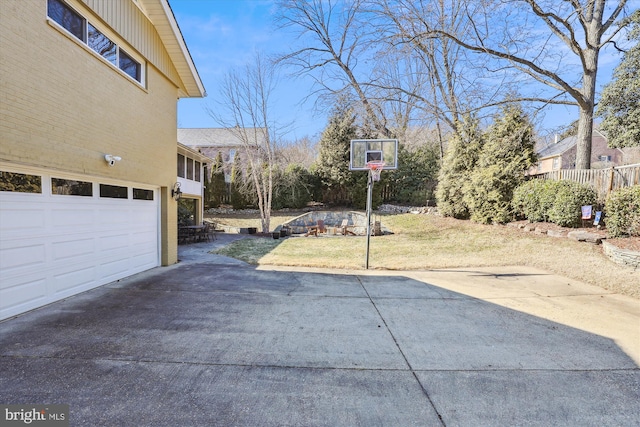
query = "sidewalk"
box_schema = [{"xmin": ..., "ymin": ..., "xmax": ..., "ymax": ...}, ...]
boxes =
[{"xmin": 0, "ymin": 236, "xmax": 638, "ymax": 426}]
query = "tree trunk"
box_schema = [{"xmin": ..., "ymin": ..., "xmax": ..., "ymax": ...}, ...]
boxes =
[
  {"xmin": 575, "ymin": 105, "xmax": 594, "ymax": 170},
  {"xmin": 575, "ymin": 24, "xmax": 600, "ymax": 170}
]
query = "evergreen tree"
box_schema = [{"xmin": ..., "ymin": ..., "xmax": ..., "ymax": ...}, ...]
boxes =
[
  {"xmin": 229, "ymin": 154, "xmax": 247, "ymax": 209},
  {"xmin": 392, "ymin": 143, "xmax": 440, "ymax": 205},
  {"xmin": 205, "ymin": 152, "xmax": 227, "ymax": 208},
  {"xmin": 597, "ymin": 10, "xmax": 640, "ymax": 148},
  {"xmin": 314, "ymin": 101, "xmax": 358, "ymax": 205},
  {"xmin": 466, "ymin": 105, "xmax": 537, "ymax": 224},
  {"xmin": 435, "ymin": 115, "xmax": 483, "ymax": 219}
]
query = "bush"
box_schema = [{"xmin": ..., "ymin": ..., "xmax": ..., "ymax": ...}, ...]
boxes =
[
  {"xmin": 512, "ymin": 180, "xmax": 596, "ymax": 227},
  {"xmin": 605, "ymin": 186, "xmax": 640, "ymax": 237},
  {"xmin": 513, "ymin": 179, "xmax": 555, "ymax": 223},
  {"xmin": 548, "ymin": 181, "xmax": 597, "ymax": 227}
]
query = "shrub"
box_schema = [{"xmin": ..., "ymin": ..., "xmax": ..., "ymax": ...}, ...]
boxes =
[
  {"xmin": 548, "ymin": 181, "xmax": 597, "ymax": 227},
  {"xmin": 513, "ymin": 179, "xmax": 555, "ymax": 223},
  {"xmin": 513, "ymin": 180, "xmax": 596, "ymax": 227},
  {"xmin": 605, "ymin": 186, "xmax": 640, "ymax": 237}
]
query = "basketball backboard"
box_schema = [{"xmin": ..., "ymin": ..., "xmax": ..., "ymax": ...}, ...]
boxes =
[{"xmin": 349, "ymin": 139, "xmax": 398, "ymax": 170}]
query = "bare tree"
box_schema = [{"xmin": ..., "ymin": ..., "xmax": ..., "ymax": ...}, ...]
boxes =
[
  {"xmin": 207, "ymin": 53, "xmax": 278, "ymax": 233},
  {"xmin": 276, "ymin": 0, "xmax": 521, "ymax": 147},
  {"xmin": 276, "ymin": 0, "xmax": 392, "ymax": 137},
  {"xmin": 413, "ymin": 0, "xmax": 631, "ymax": 169}
]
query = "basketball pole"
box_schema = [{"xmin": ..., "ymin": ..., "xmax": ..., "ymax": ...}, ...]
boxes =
[{"xmin": 365, "ymin": 170, "xmax": 373, "ymax": 269}]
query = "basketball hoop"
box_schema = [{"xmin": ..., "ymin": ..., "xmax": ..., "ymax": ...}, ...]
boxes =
[{"xmin": 366, "ymin": 161, "xmax": 385, "ymax": 182}]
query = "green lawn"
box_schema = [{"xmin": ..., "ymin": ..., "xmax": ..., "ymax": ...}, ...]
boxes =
[{"xmin": 210, "ymin": 212, "xmax": 639, "ymax": 298}]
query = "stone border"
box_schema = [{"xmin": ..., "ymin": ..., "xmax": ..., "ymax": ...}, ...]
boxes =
[{"xmin": 602, "ymin": 241, "xmax": 640, "ymax": 268}]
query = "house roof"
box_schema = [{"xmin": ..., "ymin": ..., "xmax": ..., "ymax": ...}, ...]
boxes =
[
  {"xmin": 140, "ymin": 0, "xmax": 205, "ymax": 98},
  {"xmin": 178, "ymin": 128, "xmax": 265, "ymax": 148},
  {"xmin": 536, "ymin": 130, "xmax": 615, "ymax": 160},
  {"xmin": 537, "ymin": 136, "xmax": 578, "ymax": 159}
]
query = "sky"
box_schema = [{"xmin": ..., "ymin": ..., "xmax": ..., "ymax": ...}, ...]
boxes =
[
  {"xmin": 169, "ymin": 0, "xmax": 637, "ymax": 142},
  {"xmin": 171, "ymin": 0, "xmax": 324, "ymax": 140}
]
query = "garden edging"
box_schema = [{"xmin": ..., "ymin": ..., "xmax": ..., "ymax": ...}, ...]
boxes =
[{"xmin": 602, "ymin": 241, "xmax": 640, "ymax": 268}]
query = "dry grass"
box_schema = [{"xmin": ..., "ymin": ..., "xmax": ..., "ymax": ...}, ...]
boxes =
[{"xmin": 210, "ymin": 212, "xmax": 639, "ymax": 298}]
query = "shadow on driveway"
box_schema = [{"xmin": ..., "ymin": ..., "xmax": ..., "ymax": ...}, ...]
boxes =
[{"xmin": 1, "ymin": 246, "xmax": 638, "ymax": 426}]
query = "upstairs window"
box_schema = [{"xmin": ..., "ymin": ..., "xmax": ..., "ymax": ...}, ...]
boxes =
[
  {"xmin": 186, "ymin": 158, "xmax": 194, "ymax": 180},
  {"xmin": 47, "ymin": 0, "xmax": 85, "ymax": 42},
  {"xmin": 177, "ymin": 154, "xmax": 185, "ymax": 178},
  {"xmin": 119, "ymin": 50, "xmax": 141, "ymax": 81},
  {"xmin": 47, "ymin": 0, "xmax": 145, "ymax": 85},
  {"xmin": 88, "ymin": 23, "xmax": 116, "ymax": 65}
]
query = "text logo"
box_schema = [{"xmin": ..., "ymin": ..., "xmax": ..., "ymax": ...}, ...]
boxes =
[{"xmin": 1, "ymin": 405, "xmax": 69, "ymax": 427}]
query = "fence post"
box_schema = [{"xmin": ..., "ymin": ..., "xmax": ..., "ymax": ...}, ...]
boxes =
[{"xmin": 608, "ymin": 167, "xmax": 615, "ymax": 196}]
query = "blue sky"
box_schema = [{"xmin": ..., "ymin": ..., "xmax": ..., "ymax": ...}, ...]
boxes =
[
  {"xmin": 171, "ymin": 0, "xmax": 323, "ymax": 140},
  {"xmin": 170, "ymin": 0, "xmax": 636, "ymax": 141}
]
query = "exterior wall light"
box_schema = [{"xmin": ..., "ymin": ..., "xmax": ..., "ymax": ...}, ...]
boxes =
[{"xmin": 171, "ymin": 182, "xmax": 182, "ymax": 200}]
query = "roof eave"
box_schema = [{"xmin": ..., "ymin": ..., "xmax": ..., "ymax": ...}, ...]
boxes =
[{"xmin": 141, "ymin": 0, "xmax": 206, "ymax": 98}]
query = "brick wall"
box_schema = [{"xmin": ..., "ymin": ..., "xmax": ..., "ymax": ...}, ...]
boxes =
[{"xmin": 0, "ymin": 0, "xmax": 182, "ymax": 264}]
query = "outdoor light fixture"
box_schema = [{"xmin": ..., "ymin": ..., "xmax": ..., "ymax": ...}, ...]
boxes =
[
  {"xmin": 104, "ymin": 154, "xmax": 122, "ymax": 166},
  {"xmin": 171, "ymin": 182, "xmax": 182, "ymax": 200}
]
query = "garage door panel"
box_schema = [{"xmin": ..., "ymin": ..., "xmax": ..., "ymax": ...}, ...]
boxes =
[
  {"xmin": 131, "ymin": 230, "xmax": 156, "ymax": 245},
  {"xmin": 99, "ymin": 233, "xmax": 130, "ymax": 252},
  {"xmin": 51, "ymin": 208, "xmax": 96, "ymax": 228},
  {"xmin": 0, "ymin": 278, "xmax": 48, "ymax": 312},
  {"xmin": 100, "ymin": 258, "xmax": 132, "ymax": 282},
  {"xmin": 0, "ymin": 242, "xmax": 47, "ymax": 271},
  {"xmin": 53, "ymin": 266, "xmax": 97, "ymax": 294},
  {"xmin": 129, "ymin": 209, "xmax": 156, "ymax": 223},
  {"xmin": 130, "ymin": 252, "xmax": 158, "ymax": 270},
  {"xmin": 52, "ymin": 238, "xmax": 95, "ymax": 261},
  {"xmin": 0, "ymin": 208, "xmax": 46, "ymax": 232},
  {"xmin": 98, "ymin": 208, "xmax": 133, "ymax": 225}
]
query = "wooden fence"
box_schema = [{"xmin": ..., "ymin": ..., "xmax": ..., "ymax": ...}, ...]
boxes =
[{"xmin": 536, "ymin": 163, "xmax": 640, "ymax": 201}]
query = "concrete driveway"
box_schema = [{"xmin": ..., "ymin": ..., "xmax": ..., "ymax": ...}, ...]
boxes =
[{"xmin": 1, "ymin": 236, "xmax": 638, "ymax": 426}]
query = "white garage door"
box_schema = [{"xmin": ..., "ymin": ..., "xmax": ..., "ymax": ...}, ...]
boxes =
[{"xmin": 0, "ymin": 170, "xmax": 160, "ymax": 321}]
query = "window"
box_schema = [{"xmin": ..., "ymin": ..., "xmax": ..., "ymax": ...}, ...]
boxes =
[
  {"xmin": 100, "ymin": 184, "xmax": 128, "ymax": 199},
  {"xmin": 52, "ymin": 178, "xmax": 92, "ymax": 196},
  {"xmin": 177, "ymin": 154, "xmax": 185, "ymax": 178},
  {"xmin": 119, "ymin": 49, "xmax": 141, "ymax": 82},
  {"xmin": 88, "ymin": 23, "xmax": 116, "ymax": 65},
  {"xmin": 552, "ymin": 157, "xmax": 560, "ymax": 170},
  {"xmin": 48, "ymin": 0, "xmax": 144, "ymax": 85},
  {"xmin": 0, "ymin": 171, "xmax": 42, "ymax": 193},
  {"xmin": 599, "ymin": 155, "xmax": 612, "ymax": 162},
  {"xmin": 133, "ymin": 188, "xmax": 154, "ymax": 200},
  {"xmin": 195, "ymin": 161, "xmax": 201, "ymax": 182},
  {"xmin": 187, "ymin": 158, "xmax": 194, "ymax": 180},
  {"xmin": 47, "ymin": 0, "xmax": 85, "ymax": 42}
]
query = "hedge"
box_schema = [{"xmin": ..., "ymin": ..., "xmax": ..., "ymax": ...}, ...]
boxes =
[
  {"xmin": 512, "ymin": 180, "xmax": 596, "ymax": 227},
  {"xmin": 605, "ymin": 186, "xmax": 640, "ymax": 237}
]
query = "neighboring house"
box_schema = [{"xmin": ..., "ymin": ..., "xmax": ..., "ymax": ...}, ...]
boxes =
[
  {"xmin": 178, "ymin": 128, "xmax": 266, "ymax": 183},
  {"xmin": 530, "ymin": 130, "xmax": 624, "ymax": 175},
  {"xmin": 177, "ymin": 143, "xmax": 211, "ymax": 225},
  {"xmin": 0, "ymin": 0, "xmax": 205, "ymax": 321}
]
